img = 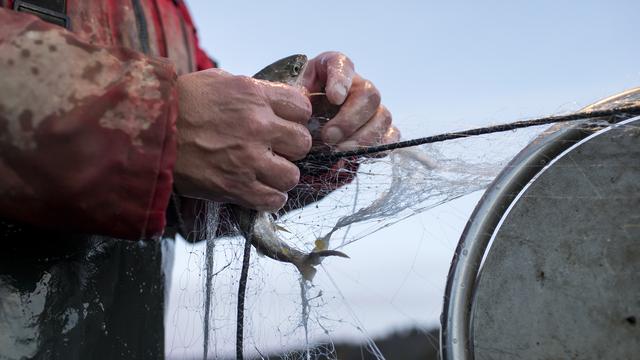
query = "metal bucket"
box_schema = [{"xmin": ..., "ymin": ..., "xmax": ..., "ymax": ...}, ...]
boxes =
[{"xmin": 441, "ymin": 89, "xmax": 640, "ymax": 360}]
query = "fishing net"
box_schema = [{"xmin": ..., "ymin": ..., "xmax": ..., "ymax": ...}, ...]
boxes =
[{"xmin": 165, "ymin": 123, "xmax": 550, "ymax": 360}]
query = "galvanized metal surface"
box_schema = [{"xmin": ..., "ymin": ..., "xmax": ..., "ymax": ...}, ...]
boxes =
[
  {"xmin": 472, "ymin": 117, "xmax": 640, "ymax": 359},
  {"xmin": 440, "ymin": 121, "xmax": 596, "ymax": 360},
  {"xmin": 440, "ymin": 87, "xmax": 640, "ymax": 360}
]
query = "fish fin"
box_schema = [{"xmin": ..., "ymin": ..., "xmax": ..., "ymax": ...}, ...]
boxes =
[
  {"xmin": 304, "ymin": 250, "xmax": 350, "ymax": 267},
  {"xmin": 313, "ymin": 250, "xmax": 350, "ymax": 259},
  {"xmin": 314, "ymin": 239, "xmax": 328, "ymax": 251},
  {"xmin": 274, "ymin": 224, "xmax": 291, "ymax": 234},
  {"xmin": 293, "ymin": 250, "xmax": 349, "ymax": 282}
]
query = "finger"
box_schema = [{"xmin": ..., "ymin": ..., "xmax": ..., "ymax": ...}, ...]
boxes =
[
  {"xmin": 234, "ymin": 181, "xmax": 289, "ymax": 212},
  {"xmin": 336, "ymin": 106, "xmax": 393, "ymax": 151},
  {"xmin": 320, "ymin": 52, "xmax": 355, "ymax": 105},
  {"xmin": 381, "ymin": 125, "xmax": 401, "ymax": 144},
  {"xmin": 321, "ymin": 75, "xmax": 381, "ymax": 145},
  {"xmin": 258, "ymin": 80, "xmax": 312, "ymax": 125},
  {"xmin": 255, "ymin": 152, "xmax": 301, "ymax": 193},
  {"xmin": 268, "ymin": 117, "xmax": 312, "ymax": 161}
]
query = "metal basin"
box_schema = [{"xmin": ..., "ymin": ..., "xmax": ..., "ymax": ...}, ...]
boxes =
[{"xmin": 441, "ymin": 89, "xmax": 640, "ymax": 360}]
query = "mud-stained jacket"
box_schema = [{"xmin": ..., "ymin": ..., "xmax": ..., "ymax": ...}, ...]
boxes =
[{"xmin": 0, "ymin": 0, "xmax": 216, "ymax": 240}]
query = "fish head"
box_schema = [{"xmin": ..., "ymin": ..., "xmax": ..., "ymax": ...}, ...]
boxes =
[{"xmin": 253, "ymin": 54, "xmax": 308, "ymax": 85}]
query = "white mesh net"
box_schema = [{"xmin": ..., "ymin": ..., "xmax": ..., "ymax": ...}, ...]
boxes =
[{"xmin": 166, "ymin": 125, "xmax": 549, "ymax": 360}]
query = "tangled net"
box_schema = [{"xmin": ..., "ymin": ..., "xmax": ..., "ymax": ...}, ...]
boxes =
[{"xmin": 166, "ymin": 124, "xmax": 548, "ymax": 360}]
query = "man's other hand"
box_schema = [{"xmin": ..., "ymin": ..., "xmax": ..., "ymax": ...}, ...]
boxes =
[
  {"xmin": 174, "ymin": 69, "xmax": 312, "ymax": 211},
  {"xmin": 302, "ymin": 51, "xmax": 400, "ymax": 151}
]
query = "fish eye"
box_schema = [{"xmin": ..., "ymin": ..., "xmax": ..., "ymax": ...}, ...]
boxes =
[{"xmin": 292, "ymin": 64, "xmax": 300, "ymax": 75}]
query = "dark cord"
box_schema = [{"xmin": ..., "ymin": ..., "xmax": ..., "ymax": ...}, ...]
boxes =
[
  {"xmin": 299, "ymin": 105, "xmax": 640, "ymax": 164},
  {"xmin": 236, "ymin": 210, "xmax": 256, "ymax": 360}
]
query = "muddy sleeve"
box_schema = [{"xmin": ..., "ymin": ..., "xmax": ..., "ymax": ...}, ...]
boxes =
[{"xmin": 0, "ymin": 9, "xmax": 178, "ymax": 240}]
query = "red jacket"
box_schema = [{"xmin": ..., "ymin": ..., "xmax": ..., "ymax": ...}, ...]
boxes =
[{"xmin": 0, "ymin": 0, "xmax": 356, "ymax": 241}]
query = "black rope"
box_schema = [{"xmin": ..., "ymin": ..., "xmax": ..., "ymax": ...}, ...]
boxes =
[
  {"xmin": 299, "ymin": 104, "xmax": 640, "ymax": 164},
  {"xmin": 236, "ymin": 210, "xmax": 256, "ymax": 360}
]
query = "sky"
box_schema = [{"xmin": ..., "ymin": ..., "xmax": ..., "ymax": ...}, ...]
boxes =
[
  {"xmin": 186, "ymin": 0, "xmax": 639, "ymax": 133},
  {"xmin": 166, "ymin": 0, "xmax": 640, "ymax": 357}
]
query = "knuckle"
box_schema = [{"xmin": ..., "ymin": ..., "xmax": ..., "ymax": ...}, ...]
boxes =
[
  {"xmin": 254, "ymin": 116, "xmax": 270, "ymax": 132},
  {"xmin": 235, "ymin": 75, "xmax": 253, "ymax": 89},
  {"xmin": 318, "ymin": 51, "xmax": 338, "ymax": 64},
  {"xmin": 382, "ymin": 105, "xmax": 392, "ymax": 118},
  {"xmin": 331, "ymin": 51, "xmax": 353, "ymax": 66},
  {"xmin": 392, "ymin": 127, "xmax": 401, "ymax": 141},
  {"xmin": 296, "ymin": 129, "xmax": 313, "ymax": 157},
  {"xmin": 280, "ymin": 125, "xmax": 311, "ymax": 160},
  {"xmin": 284, "ymin": 93, "xmax": 312, "ymax": 120},
  {"xmin": 319, "ymin": 51, "xmax": 355, "ymax": 73},
  {"xmin": 381, "ymin": 108, "xmax": 393, "ymax": 127},
  {"xmin": 247, "ymin": 148, "xmax": 265, "ymax": 168},
  {"xmin": 237, "ymin": 75, "xmax": 262, "ymax": 97},
  {"xmin": 343, "ymin": 55, "xmax": 355, "ymax": 70},
  {"xmin": 248, "ymin": 113, "xmax": 273, "ymax": 136},
  {"xmin": 245, "ymin": 116, "xmax": 263, "ymax": 137}
]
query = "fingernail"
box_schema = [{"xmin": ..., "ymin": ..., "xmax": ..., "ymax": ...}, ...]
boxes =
[
  {"xmin": 334, "ymin": 84, "xmax": 348, "ymax": 104},
  {"xmin": 336, "ymin": 140, "xmax": 358, "ymax": 151},
  {"xmin": 325, "ymin": 127, "xmax": 344, "ymax": 144}
]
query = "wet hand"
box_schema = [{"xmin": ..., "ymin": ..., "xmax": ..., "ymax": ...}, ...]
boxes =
[
  {"xmin": 301, "ymin": 51, "xmax": 400, "ymax": 151},
  {"xmin": 174, "ymin": 69, "xmax": 312, "ymax": 211}
]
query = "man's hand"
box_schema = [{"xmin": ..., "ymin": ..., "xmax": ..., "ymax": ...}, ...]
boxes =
[
  {"xmin": 301, "ymin": 52, "xmax": 400, "ymax": 151},
  {"xmin": 174, "ymin": 69, "xmax": 312, "ymax": 211}
]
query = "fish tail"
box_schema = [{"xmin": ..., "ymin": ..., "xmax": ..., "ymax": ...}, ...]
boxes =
[
  {"xmin": 294, "ymin": 262, "xmax": 318, "ymax": 282},
  {"xmin": 294, "ymin": 250, "xmax": 350, "ymax": 282}
]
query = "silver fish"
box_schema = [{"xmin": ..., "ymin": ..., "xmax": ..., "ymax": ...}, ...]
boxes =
[
  {"xmin": 229, "ymin": 54, "xmax": 349, "ymax": 281},
  {"xmin": 253, "ymin": 54, "xmax": 308, "ymax": 83}
]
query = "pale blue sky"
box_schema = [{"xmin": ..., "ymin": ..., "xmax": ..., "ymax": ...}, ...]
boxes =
[
  {"xmin": 168, "ymin": 1, "xmax": 639, "ymax": 356},
  {"xmin": 187, "ymin": 0, "xmax": 639, "ymax": 134}
]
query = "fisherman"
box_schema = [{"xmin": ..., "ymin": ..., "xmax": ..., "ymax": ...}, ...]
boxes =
[{"xmin": 0, "ymin": 1, "xmax": 398, "ymax": 358}]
